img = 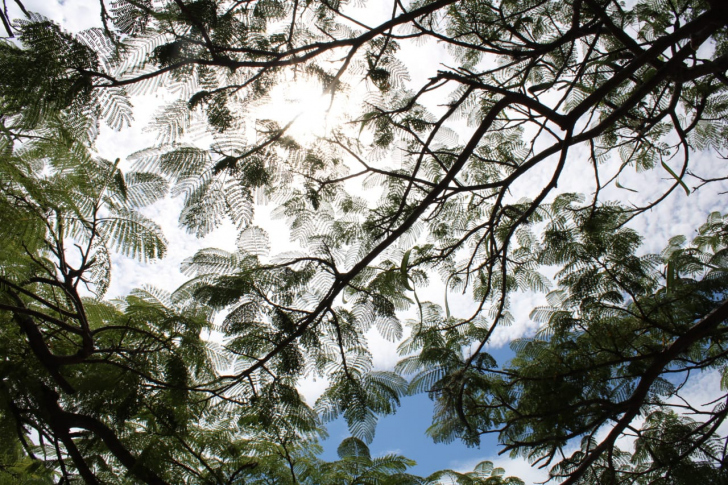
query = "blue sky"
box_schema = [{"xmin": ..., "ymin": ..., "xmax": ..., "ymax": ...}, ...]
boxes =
[
  {"xmin": 319, "ymin": 345, "xmax": 519, "ymax": 477},
  {"xmin": 320, "ymin": 395, "xmax": 502, "ymax": 473}
]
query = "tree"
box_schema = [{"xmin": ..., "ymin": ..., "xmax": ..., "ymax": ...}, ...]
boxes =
[
  {"xmin": 0, "ymin": 66, "xmax": 522, "ymax": 484},
  {"xmin": 1, "ymin": 0, "xmax": 727, "ymax": 482},
  {"xmin": 401, "ymin": 203, "xmax": 728, "ymax": 482}
]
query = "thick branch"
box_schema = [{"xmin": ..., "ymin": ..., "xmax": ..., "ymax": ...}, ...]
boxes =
[{"xmin": 561, "ymin": 298, "xmax": 728, "ymax": 484}]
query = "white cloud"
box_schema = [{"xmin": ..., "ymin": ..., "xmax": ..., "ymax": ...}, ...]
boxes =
[
  {"xmin": 8, "ymin": 0, "xmax": 100, "ymax": 32},
  {"xmin": 669, "ymin": 369, "xmax": 728, "ymax": 437},
  {"xmin": 297, "ymin": 373, "xmax": 331, "ymax": 405}
]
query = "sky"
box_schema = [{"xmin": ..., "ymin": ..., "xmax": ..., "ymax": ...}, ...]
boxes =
[{"xmin": 5, "ymin": 0, "xmax": 728, "ymax": 482}]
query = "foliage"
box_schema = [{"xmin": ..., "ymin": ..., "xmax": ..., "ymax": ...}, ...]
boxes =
[
  {"xmin": 0, "ymin": 101, "xmax": 494, "ymax": 483},
  {"xmin": 1, "ymin": 0, "xmax": 728, "ymax": 482},
  {"xmin": 402, "ymin": 203, "xmax": 728, "ymax": 482}
]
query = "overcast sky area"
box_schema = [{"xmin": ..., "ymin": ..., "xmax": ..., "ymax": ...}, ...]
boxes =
[{"xmin": 6, "ymin": 0, "xmax": 728, "ymax": 481}]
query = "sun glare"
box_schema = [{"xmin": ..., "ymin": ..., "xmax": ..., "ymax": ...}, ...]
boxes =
[{"xmin": 253, "ymin": 79, "xmax": 348, "ymax": 144}]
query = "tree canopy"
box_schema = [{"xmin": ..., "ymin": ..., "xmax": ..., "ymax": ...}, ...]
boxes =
[{"xmin": 1, "ymin": 0, "xmax": 727, "ymax": 483}]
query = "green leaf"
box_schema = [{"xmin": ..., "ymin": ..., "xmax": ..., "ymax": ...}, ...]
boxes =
[
  {"xmin": 337, "ymin": 437, "xmax": 371, "ymax": 460},
  {"xmin": 615, "ymin": 177, "xmax": 638, "ymax": 193},
  {"xmin": 528, "ymin": 81, "xmax": 554, "ymax": 94},
  {"xmin": 401, "ymin": 249, "xmax": 413, "ymax": 291},
  {"xmin": 444, "ymin": 290, "xmax": 450, "ymax": 319},
  {"xmin": 661, "ymin": 161, "xmax": 690, "ymax": 196},
  {"xmin": 666, "ymin": 260, "xmax": 675, "ymax": 293}
]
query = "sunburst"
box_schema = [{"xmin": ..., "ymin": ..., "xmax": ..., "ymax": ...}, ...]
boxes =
[{"xmin": 252, "ymin": 77, "xmax": 351, "ymax": 145}]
